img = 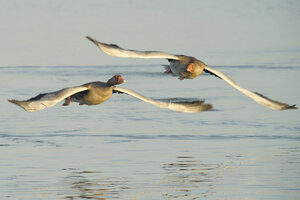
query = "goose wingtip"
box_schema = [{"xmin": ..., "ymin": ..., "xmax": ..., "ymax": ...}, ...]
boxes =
[
  {"xmin": 86, "ymin": 36, "xmax": 101, "ymax": 47},
  {"xmin": 86, "ymin": 36, "xmax": 96, "ymax": 43},
  {"xmin": 8, "ymin": 99, "xmax": 18, "ymax": 104},
  {"xmin": 286, "ymin": 104, "xmax": 297, "ymax": 110}
]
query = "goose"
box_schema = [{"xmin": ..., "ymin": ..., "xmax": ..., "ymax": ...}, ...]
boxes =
[
  {"xmin": 8, "ymin": 75, "xmax": 212, "ymax": 113},
  {"xmin": 86, "ymin": 36, "xmax": 296, "ymax": 111}
]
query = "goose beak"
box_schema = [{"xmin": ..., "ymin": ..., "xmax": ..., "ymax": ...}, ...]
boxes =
[
  {"xmin": 119, "ymin": 76, "xmax": 126, "ymax": 83},
  {"xmin": 187, "ymin": 64, "xmax": 193, "ymax": 72}
]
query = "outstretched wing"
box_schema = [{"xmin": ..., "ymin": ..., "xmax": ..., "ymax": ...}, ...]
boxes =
[
  {"xmin": 114, "ymin": 87, "xmax": 212, "ymax": 113},
  {"xmin": 86, "ymin": 36, "xmax": 179, "ymax": 60},
  {"xmin": 9, "ymin": 86, "xmax": 88, "ymax": 112},
  {"xmin": 204, "ymin": 66, "xmax": 297, "ymax": 110}
]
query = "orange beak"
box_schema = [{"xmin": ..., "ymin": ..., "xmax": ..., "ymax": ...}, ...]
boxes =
[
  {"xmin": 119, "ymin": 76, "xmax": 126, "ymax": 83},
  {"xmin": 187, "ymin": 64, "xmax": 193, "ymax": 72}
]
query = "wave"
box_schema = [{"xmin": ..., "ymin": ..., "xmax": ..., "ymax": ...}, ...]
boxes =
[{"xmin": 1, "ymin": 132, "xmax": 300, "ymax": 141}]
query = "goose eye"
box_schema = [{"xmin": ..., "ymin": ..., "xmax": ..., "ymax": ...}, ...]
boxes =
[{"xmin": 187, "ymin": 64, "xmax": 193, "ymax": 72}]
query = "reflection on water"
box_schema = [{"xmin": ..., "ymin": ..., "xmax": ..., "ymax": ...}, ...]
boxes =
[
  {"xmin": 62, "ymin": 169, "xmax": 131, "ymax": 200},
  {"xmin": 162, "ymin": 156, "xmax": 218, "ymax": 199},
  {"xmin": 60, "ymin": 156, "xmax": 240, "ymax": 200}
]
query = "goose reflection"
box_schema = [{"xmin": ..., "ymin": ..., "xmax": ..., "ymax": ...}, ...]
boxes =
[
  {"xmin": 162, "ymin": 156, "xmax": 217, "ymax": 199},
  {"xmin": 62, "ymin": 169, "xmax": 130, "ymax": 200}
]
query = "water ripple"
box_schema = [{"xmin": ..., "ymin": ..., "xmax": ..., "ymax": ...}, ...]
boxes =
[{"xmin": 1, "ymin": 132, "xmax": 300, "ymax": 141}]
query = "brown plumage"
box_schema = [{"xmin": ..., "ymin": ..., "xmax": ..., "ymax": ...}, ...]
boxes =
[{"xmin": 63, "ymin": 75, "xmax": 124, "ymax": 106}]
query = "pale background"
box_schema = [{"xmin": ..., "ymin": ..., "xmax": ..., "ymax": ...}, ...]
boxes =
[{"xmin": 1, "ymin": 0, "xmax": 299, "ymax": 67}]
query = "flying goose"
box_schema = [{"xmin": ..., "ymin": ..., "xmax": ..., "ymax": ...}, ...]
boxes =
[
  {"xmin": 8, "ymin": 75, "xmax": 212, "ymax": 113},
  {"xmin": 86, "ymin": 36, "xmax": 296, "ymax": 110}
]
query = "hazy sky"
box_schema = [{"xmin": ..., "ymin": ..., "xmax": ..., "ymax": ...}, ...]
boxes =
[{"xmin": 1, "ymin": 0, "xmax": 299, "ymax": 66}]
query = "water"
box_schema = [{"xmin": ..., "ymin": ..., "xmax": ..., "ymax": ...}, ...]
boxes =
[{"xmin": 1, "ymin": 65, "xmax": 300, "ymax": 200}]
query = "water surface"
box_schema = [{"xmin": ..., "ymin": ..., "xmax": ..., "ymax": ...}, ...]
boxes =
[{"xmin": 1, "ymin": 65, "xmax": 300, "ymax": 199}]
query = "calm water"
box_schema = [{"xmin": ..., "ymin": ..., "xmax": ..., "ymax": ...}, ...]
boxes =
[{"xmin": 1, "ymin": 65, "xmax": 300, "ymax": 200}]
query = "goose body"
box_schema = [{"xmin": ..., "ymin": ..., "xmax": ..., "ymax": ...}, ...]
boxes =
[
  {"xmin": 86, "ymin": 36, "xmax": 296, "ymax": 110},
  {"xmin": 68, "ymin": 81, "xmax": 118, "ymax": 106},
  {"xmin": 166, "ymin": 56, "xmax": 206, "ymax": 79}
]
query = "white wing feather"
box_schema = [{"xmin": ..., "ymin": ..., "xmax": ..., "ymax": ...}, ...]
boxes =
[
  {"xmin": 114, "ymin": 87, "xmax": 212, "ymax": 113},
  {"xmin": 86, "ymin": 36, "xmax": 179, "ymax": 60},
  {"xmin": 9, "ymin": 86, "xmax": 88, "ymax": 112},
  {"xmin": 204, "ymin": 66, "xmax": 296, "ymax": 110}
]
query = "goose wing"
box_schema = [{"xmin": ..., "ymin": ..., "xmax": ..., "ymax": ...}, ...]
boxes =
[
  {"xmin": 204, "ymin": 66, "xmax": 297, "ymax": 110},
  {"xmin": 114, "ymin": 87, "xmax": 212, "ymax": 113},
  {"xmin": 86, "ymin": 36, "xmax": 179, "ymax": 60},
  {"xmin": 9, "ymin": 86, "xmax": 88, "ymax": 112}
]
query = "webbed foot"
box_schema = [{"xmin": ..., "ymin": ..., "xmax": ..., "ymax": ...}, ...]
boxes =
[{"xmin": 63, "ymin": 97, "xmax": 71, "ymax": 106}]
